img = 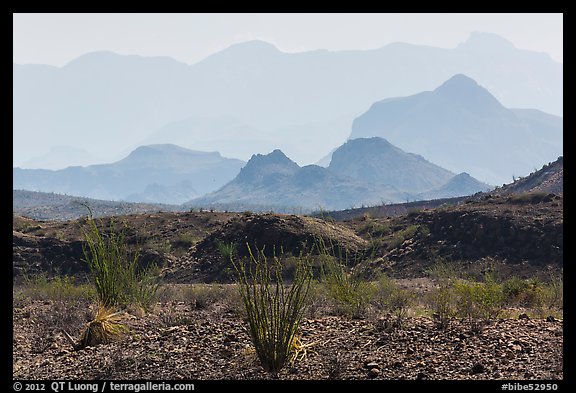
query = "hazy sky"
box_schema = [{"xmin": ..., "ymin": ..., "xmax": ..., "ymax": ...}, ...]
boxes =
[{"xmin": 13, "ymin": 13, "xmax": 563, "ymax": 66}]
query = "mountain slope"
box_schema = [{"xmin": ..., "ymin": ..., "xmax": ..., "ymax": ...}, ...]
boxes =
[
  {"xmin": 14, "ymin": 32, "xmax": 562, "ymax": 168},
  {"xmin": 189, "ymin": 139, "xmax": 490, "ymax": 212},
  {"xmin": 13, "ymin": 144, "xmax": 245, "ymax": 204},
  {"xmin": 417, "ymin": 172, "xmax": 492, "ymax": 200},
  {"xmin": 350, "ymin": 74, "xmax": 563, "ymax": 185},
  {"xmin": 189, "ymin": 149, "xmax": 405, "ymax": 212},
  {"xmin": 328, "ymin": 137, "xmax": 455, "ymax": 193},
  {"xmin": 492, "ymin": 156, "xmax": 563, "ymax": 195}
]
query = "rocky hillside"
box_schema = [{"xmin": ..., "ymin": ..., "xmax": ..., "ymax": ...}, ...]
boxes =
[
  {"xmin": 492, "ymin": 157, "xmax": 563, "ymax": 195},
  {"xmin": 13, "ymin": 190, "xmax": 562, "ymax": 283},
  {"xmin": 165, "ymin": 213, "xmax": 369, "ymax": 283}
]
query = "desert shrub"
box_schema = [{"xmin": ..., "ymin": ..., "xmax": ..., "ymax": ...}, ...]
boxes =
[
  {"xmin": 172, "ymin": 233, "xmax": 197, "ymax": 249},
  {"xmin": 358, "ymin": 221, "xmax": 391, "ymax": 237},
  {"xmin": 424, "ymin": 259, "xmax": 464, "ymax": 328},
  {"xmin": 27, "ymin": 299, "xmax": 93, "ymax": 338},
  {"xmin": 502, "ymin": 277, "xmax": 546, "ymax": 309},
  {"xmin": 72, "ymin": 306, "xmax": 128, "ymax": 350},
  {"xmin": 220, "ymin": 283, "xmax": 246, "ymax": 317},
  {"xmin": 425, "ymin": 258, "xmax": 461, "ymax": 284},
  {"xmin": 373, "ymin": 274, "xmax": 414, "ymax": 327},
  {"xmin": 82, "ymin": 207, "xmax": 159, "ymax": 310},
  {"xmin": 303, "ymin": 281, "xmax": 331, "ymax": 318},
  {"xmin": 157, "ymin": 303, "xmax": 196, "ymax": 327},
  {"xmin": 318, "ymin": 244, "xmax": 374, "ymax": 319},
  {"xmin": 425, "ymin": 284, "xmax": 457, "ymax": 329},
  {"xmin": 502, "ymin": 276, "xmax": 532, "ymax": 306},
  {"xmin": 507, "ymin": 192, "xmax": 552, "ymax": 205},
  {"xmin": 182, "ymin": 284, "xmax": 224, "ymax": 310},
  {"xmin": 231, "ymin": 244, "xmax": 312, "ymax": 373},
  {"xmin": 542, "ymin": 271, "xmax": 563, "ymax": 310},
  {"xmin": 216, "ymin": 240, "xmax": 237, "ymax": 260},
  {"xmin": 453, "ymin": 274, "xmax": 504, "ymax": 330}
]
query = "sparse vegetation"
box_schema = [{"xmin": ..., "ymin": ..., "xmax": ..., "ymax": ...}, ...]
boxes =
[
  {"xmin": 216, "ymin": 240, "xmax": 237, "ymax": 260},
  {"xmin": 231, "ymin": 244, "xmax": 313, "ymax": 373},
  {"xmin": 373, "ymin": 274, "xmax": 414, "ymax": 327},
  {"xmin": 18, "ymin": 274, "xmax": 95, "ymax": 302},
  {"xmin": 317, "ymin": 241, "xmax": 374, "ymax": 319},
  {"xmin": 71, "ymin": 306, "xmax": 128, "ymax": 350},
  {"xmin": 82, "ymin": 207, "xmax": 159, "ymax": 310},
  {"xmin": 12, "ymin": 190, "xmax": 563, "ymax": 379},
  {"xmin": 452, "ymin": 274, "xmax": 504, "ymax": 332},
  {"xmin": 507, "ymin": 191, "xmax": 551, "ymax": 205},
  {"xmin": 426, "ymin": 284, "xmax": 457, "ymax": 329},
  {"xmin": 386, "ymin": 224, "xmax": 421, "ymax": 249}
]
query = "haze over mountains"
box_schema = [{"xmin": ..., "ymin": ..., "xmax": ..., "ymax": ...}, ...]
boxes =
[
  {"xmin": 14, "ymin": 32, "xmax": 562, "ymax": 171},
  {"xmin": 13, "ymin": 72, "xmax": 561, "ymax": 209},
  {"xmin": 190, "ymin": 138, "xmax": 491, "ymax": 212},
  {"xmin": 350, "ymin": 74, "xmax": 563, "ymax": 185},
  {"xmin": 14, "ymin": 136, "xmax": 491, "ymax": 211},
  {"xmin": 13, "ymin": 144, "xmax": 245, "ymax": 204}
]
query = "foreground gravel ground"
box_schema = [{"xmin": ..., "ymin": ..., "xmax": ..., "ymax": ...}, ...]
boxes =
[{"xmin": 13, "ymin": 300, "xmax": 563, "ymax": 380}]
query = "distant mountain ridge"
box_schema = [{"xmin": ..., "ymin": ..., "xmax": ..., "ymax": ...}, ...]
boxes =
[
  {"xmin": 190, "ymin": 138, "xmax": 490, "ymax": 212},
  {"xmin": 13, "ymin": 189, "xmax": 180, "ymax": 221},
  {"xmin": 328, "ymin": 137, "xmax": 455, "ymax": 193},
  {"xmin": 13, "ymin": 144, "xmax": 245, "ymax": 204},
  {"xmin": 350, "ymin": 74, "xmax": 563, "ymax": 185},
  {"xmin": 14, "ymin": 32, "xmax": 562, "ymax": 169}
]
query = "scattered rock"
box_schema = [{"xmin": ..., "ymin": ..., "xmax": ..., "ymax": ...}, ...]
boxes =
[
  {"xmin": 416, "ymin": 372, "xmax": 428, "ymax": 380},
  {"xmin": 471, "ymin": 362, "xmax": 485, "ymax": 374},
  {"xmin": 364, "ymin": 361, "xmax": 379, "ymax": 369},
  {"xmin": 12, "ymin": 302, "xmax": 564, "ymax": 380}
]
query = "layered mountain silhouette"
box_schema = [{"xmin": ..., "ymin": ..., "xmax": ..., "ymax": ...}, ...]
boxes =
[
  {"xmin": 14, "ymin": 32, "xmax": 562, "ymax": 169},
  {"xmin": 350, "ymin": 74, "xmax": 563, "ymax": 185},
  {"xmin": 13, "ymin": 144, "xmax": 245, "ymax": 204},
  {"xmin": 328, "ymin": 137, "xmax": 454, "ymax": 193},
  {"xmin": 190, "ymin": 138, "xmax": 490, "ymax": 212},
  {"xmin": 189, "ymin": 149, "xmax": 400, "ymax": 212}
]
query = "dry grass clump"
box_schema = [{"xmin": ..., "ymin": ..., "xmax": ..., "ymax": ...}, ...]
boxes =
[{"xmin": 64, "ymin": 306, "xmax": 127, "ymax": 350}]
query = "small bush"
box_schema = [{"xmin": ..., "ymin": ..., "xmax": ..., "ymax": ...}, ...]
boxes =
[
  {"xmin": 373, "ymin": 274, "xmax": 414, "ymax": 327},
  {"xmin": 216, "ymin": 240, "xmax": 237, "ymax": 260},
  {"xmin": 231, "ymin": 244, "xmax": 312, "ymax": 373},
  {"xmin": 319, "ymin": 249, "xmax": 374, "ymax": 319},
  {"xmin": 73, "ymin": 306, "xmax": 128, "ymax": 350},
  {"xmin": 426, "ymin": 285, "xmax": 456, "ymax": 329},
  {"xmin": 425, "ymin": 259, "xmax": 461, "ymax": 284},
  {"xmin": 542, "ymin": 272, "xmax": 563, "ymax": 310},
  {"xmin": 173, "ymin": 233, "xmax": 197, "ymax": 249},
  {"xmin": 453, "ymin": 275, "xmax": 504, "ymax": 330},
  {"xmin": 183, "ymin": 284, "xmax": 223, "ymax": 310},
  {"xmin": 82, "ymin": 207, "xmax": 159, "ymax": 310}
]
